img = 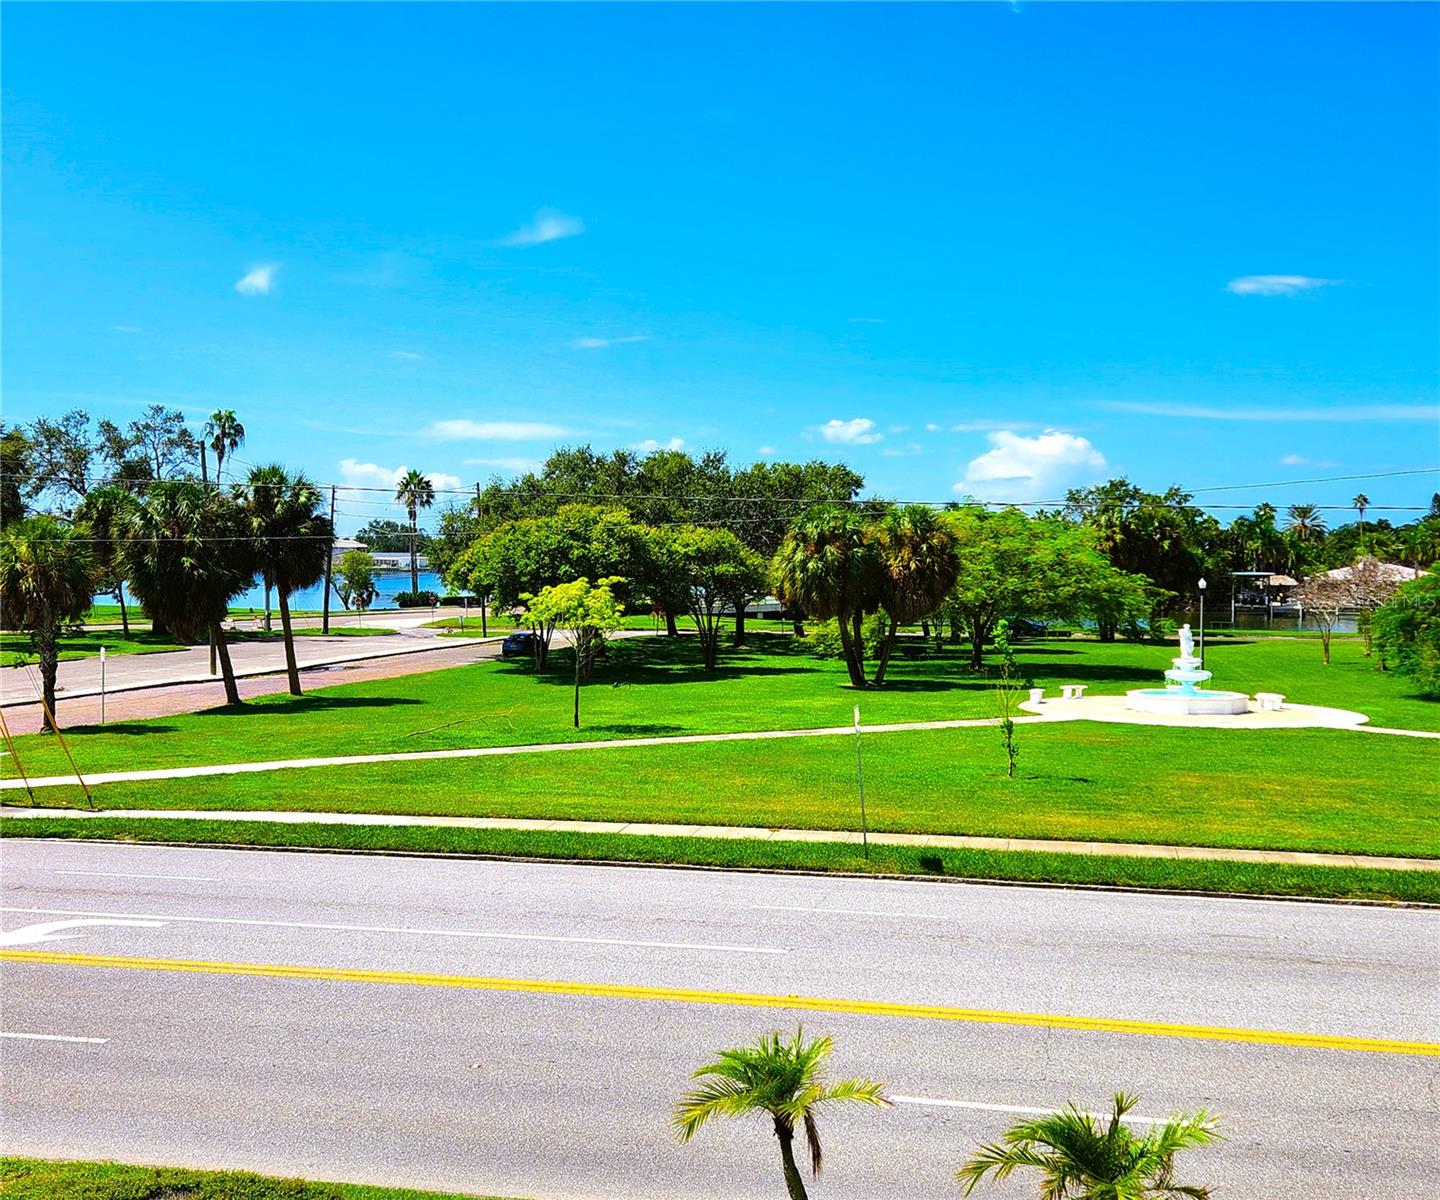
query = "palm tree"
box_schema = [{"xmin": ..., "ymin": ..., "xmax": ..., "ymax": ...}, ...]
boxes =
[
  {"xmin": 122, "ymin": 480, "xmax": 255, "ymax": 706},
  {"xmin": 75, "ymin": 485, "xmax": 138, "ymax": 637},
  {"xmin": 674, "ymin": 1028, "xmax": 889, "ymax": 1200},
  {"xmin": 772, "ymin": 504, "xmax": 879, "ymax": 688},
  {"xmin": 394, "ymin": 468, "xmax": 435, "ymax": 593},
  {"xmin": 1285, "ymin": 503, "xmax": 1327, "ymax": 542},
  {"xmin": 239, "ymin": 465, "xmax": 333, "ymax": 696},
  {"xmin": 868, "ymin": 503, "xmax": 960, "ymax": 685},
  {"xmin": 202, "ymin": 410, "xmax": 246, "ymax": 485},
  {"xmin": 0, "ymin": 515, "xmax": 95, "ymax": 732},
  {"xmin": 957, "ymin": 1092, "xmax": 1219, "ymax": 1199},
  {"xmin": 1353, "ymin": 493, "xmax": 1370, "ymax": 554}
]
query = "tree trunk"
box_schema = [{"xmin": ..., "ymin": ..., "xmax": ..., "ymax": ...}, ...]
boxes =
[
  {"xmin": 212, "ymin": 623, "xmax": 242, "ymax": 705},
  {"xmin": 263, "ymin": 577, "xmax": 272, "ymax": 633},
  {"xmin": 774, "ymin": 1120, "xmax": 809, "ymax": 1200},
  {"xmin": 836, "ymin": 612, "xmax": 867, "ymax": 689},
  {"xmin": 970, "ymin": 622, "xmax": 989, "ymax": 669},
  {"xmin": 665, "ymin": 609, "xmax": 679, "ymax": 637},
  {"xmin": 480, "ymin": 594, "xmax": 488, "ymax": 637},
  {"xmin": 116, "ymin": 586, "xmax": 130, "ymax": 639},
  {"xmin": 410, "ymin": 516, "xmax": 419, "ymax": 594},
  {"xmin": 791, "ymin": 617, "xmax": 805, "ymax": 637},
  {"xmin": 733, "ymin": 607, "xmax": 747, "ymax": 646},
  {"xmin": 851, "ymin": 611, "xmax": 866, "ymax": 674},
  {"xmin": 1098, "ymin": 621, "xmax": 1117, "ymax": 643},
  {"xmin": 573, "ymin": 640, "xmax": 581, "ymax": 728},
  {"xmin": 277, "ymin": 583, "xmax": 302, "ymax": 696},
  {"xmin": 37, "ymin": 623, "xmax": 60, "ymax": 734},
  {"xmin": 1320, "ymin": 626, "xmax": 1332, "ymax": 665},
  {"xmin": 872, "ymin": 616, "xmax": 898, "ymax": 686}
]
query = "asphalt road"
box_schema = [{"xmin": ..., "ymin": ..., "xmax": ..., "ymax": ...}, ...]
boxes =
[{"xmin": 2, "ymin": 841, "xmax": 1437, "ymax": 1199}]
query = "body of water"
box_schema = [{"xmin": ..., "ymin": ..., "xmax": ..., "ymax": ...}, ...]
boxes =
[
  {"xmin": 97, "ymin": 569, "xmax": 447, "ymax": 616},
  {"xmin": 1176, "ymin": 608, "xmax": 1360, "ymax": 635}
]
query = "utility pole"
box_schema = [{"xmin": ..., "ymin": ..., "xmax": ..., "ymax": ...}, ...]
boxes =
[
  {"xmin": 322, "ymin": 485, "xmax": 337, "ymax": 634},
  {"xmin": 475, "ymin": 481, "xmax": 487, "ymax": 635}
]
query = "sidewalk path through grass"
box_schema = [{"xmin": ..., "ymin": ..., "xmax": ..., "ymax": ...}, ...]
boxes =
[{"xmin": 3, "ymin": 804, "xmax": 1436, "ymax": 872}]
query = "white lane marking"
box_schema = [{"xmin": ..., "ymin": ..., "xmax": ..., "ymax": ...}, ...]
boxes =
[
  {"xmin": 751, "ymin": 904, "xmax": 957, "ymax": 921},
  {"xmin": 0, "ymin": 918, "xmax": 169, "ymax": 947},
  {"xmin": 1, "ymin": 1031, "xmax": 109, "ymax": 1044},
  {"xmin": 891, "ymin": 1096, "xmax": 1162, "ymax": 1124},
  {"xmin": 55, "ymin": 871, "xmax": 222, "ymax": 882},
  {"xmin": 0, "ymin": 906, "xmax": 786, "ymax": 956}
]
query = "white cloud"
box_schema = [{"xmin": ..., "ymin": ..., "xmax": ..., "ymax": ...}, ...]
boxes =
[
  {"xmin": 388, "ymin": 350, "xmax": 425, "ymax": 361},
  {"xmin": 1225, "ymin": 274, "xmax": 1338, "ymax": 297},
  {"xmin": 426, "ymin": 419, "xmax": 572, "ymax": 440},
  {"xmin": 1099, "ymin": 400, "xmax": 1437, "ymax": 423},
  {"xmin": 816, "ymin": 417, "xmax": 883, "ymax": 445},
  {"xmin": 958, "ymin": 429, "xmax": 1107, "ymax": 503},
  {"xmin": 1280, "ymin": 453, "xmax": 1339, "ymax": 467},
  {"xmin": 881, "ymin": 443, "xmax": 924, "ymax": 458},
  {"xmin": 500, "ymin": 208, "xmax": 585, "ymax": 247},
  {"xmin": 464, "ymin": 456, "xmax": 542, "ymax": 474},
  {"xmin": 235, "ymin": 264, "xmax": 278, "ymax": 295},
  {"xmin": 338, "ymin": 459, "xmax": 462, "ymax": 492},
  {"xmin": 758, "ymin": 445, "xmax": 777, "ymax": 456},
  {"xmin": 111, "ymin": 324, "xmax": 141, "ymax": 334},
  {"xmin": 635, "ymin": 437, "xmax": 686, "ymax": 453},
  {"xmin": 887, "ymin": 424, "xmax": 910, "ymax": 433},
  {"xmin": 570, "ymin": 335, "xmax": 651, "ymax": 350}
]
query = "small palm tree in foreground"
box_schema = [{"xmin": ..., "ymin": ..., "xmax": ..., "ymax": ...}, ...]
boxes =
[
  {"xmin": 957, "ymin": 1092, "xmax": 1219, "ymax": 1199},
  {"xmin": 674, "ymin": 1027, "xmax": 889, "ymax": 1200}
]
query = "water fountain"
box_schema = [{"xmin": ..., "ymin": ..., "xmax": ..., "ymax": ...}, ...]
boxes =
[{"xmin": 1125, "ymin": 624, "xmax": 1249, "ymax": 716}]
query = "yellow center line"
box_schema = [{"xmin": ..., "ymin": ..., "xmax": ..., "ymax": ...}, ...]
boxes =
[{"xmin": 4, "ymin": 948, "xmax": 1436, "ymax": 1057}]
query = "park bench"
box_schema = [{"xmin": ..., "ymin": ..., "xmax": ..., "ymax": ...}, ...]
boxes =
[
  {"xmin": 1060, "ymin": 684, "xmax": 1088, "ymax": 700},
  {"xmin": 1254, "ymin": 692, "xmax": 1285, "ymax": 711}
]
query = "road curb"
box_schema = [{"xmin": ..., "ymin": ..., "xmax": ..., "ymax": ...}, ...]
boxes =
[{"xmin": 3, "ymin": 833, "xmax": 1434, "ymax": 910}]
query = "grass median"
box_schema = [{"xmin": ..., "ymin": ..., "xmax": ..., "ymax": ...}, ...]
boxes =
[
  {"xmin": 0, "ymin": 1158, "xmax": 508, "ymax": 1200},
  {"xmin": 5, "ymin": 817, "xmax": 1437, "ymax": 904}
]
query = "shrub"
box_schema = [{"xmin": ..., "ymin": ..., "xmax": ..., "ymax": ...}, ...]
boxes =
[
  {"xmin": 1374, "ymin": 575, "xmax": 1440, "ymax": 697},
  {"xmin": 394, "ymin": 590, "xmax": 439, "ymax": 608}
]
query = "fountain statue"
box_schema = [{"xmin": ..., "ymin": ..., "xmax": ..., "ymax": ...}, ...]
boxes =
[{"xmin": 1125, "ymin": 623, "xmax": 1249, "ymax": 716}]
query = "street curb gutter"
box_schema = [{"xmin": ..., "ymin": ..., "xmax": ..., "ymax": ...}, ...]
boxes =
[{"xmin": 3, "ymin": 834, "xmax": 1433, "ymax": 911}]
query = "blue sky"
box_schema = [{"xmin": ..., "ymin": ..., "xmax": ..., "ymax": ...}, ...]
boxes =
[{"xmin": 4, "ymin": 2, "xmax": 1437, "ymax": 532}]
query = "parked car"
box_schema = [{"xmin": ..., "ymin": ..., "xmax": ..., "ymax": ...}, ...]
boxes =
[{"xmin": 501, "ymin": 632, "xmax": 536, "ymax": 659}]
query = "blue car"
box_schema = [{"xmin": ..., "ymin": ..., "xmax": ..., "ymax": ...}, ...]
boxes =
[{"xmin": 501, "ymin": 632, "xmax": 536, "ymax": 659}]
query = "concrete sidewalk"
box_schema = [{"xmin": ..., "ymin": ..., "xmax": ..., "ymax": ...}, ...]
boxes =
[
  {"xmin": 0, "ymin": 630, "xmax": 500, "ymax": 706},
  {"xmin": 2, "ymin": 804, "xmax": 1434, "ymax": 873}
]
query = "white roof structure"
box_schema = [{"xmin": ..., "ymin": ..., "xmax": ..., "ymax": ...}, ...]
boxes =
[{"xmin": 1318, "ymin": 561, "xmax": 1425, "ymax": 584}]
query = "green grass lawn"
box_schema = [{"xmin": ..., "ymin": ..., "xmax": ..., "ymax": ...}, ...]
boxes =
[
  {"xmin": 8, "ymin": 819, "xmax": 1435, "ymax": 904},
  {"xmin": 0, "ymin": 629, "xmax": 186, "ymax": 668},
  {"xmin": 23, "ymin": 722, "xmax": 1437, "ymax": 858},
  {"xmin": 5, "ymin": 631, "xmax": 1436, "ymax": 859},
  {"xmin": 0, "ymin": 1159, "xmax": 510, "ymax": 1200}
]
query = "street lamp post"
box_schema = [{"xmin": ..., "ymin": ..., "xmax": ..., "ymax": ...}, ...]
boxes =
[{"xmin": 1198, "ymin": 578, "xmax": 1208, "ymax": 668}]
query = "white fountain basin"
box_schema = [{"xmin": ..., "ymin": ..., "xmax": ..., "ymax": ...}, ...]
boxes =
[{"xmin": 1126, "ymin": 687, "xmax": 1250, "ymax": 716}]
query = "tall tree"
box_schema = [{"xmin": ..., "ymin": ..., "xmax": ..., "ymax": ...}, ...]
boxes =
[
  {"xmin": 240, "ymin": 465, "xmax": 333, "ymax": 696},
  {"xmin": 674, "ymin": 1029, "xmax": 889, "ymax": 1200},
  {"xmin": 1352, "ymin": 493, "xmax": 1370, "ymax": 553},
  {"xmin": 660, "ymin": 526, "xmax": 768, "ymax": 670},
  {"xmin": 394, "ymin": 469, "xmax": 436, "ymax": 592},
  {"xmin": 0, "ymin": 515, "xmax": 95, "ymax": 732},
  {"xmin": 334, "ymin": 549, "xmax": 378, "ymax": 615},
  {"xmin": 867, "ymin": 504, "xmax": 960, "ymax": 685},
  {"xmin": 1285, "ymin": 503, "xmax": 1327, "ymax": 542},
  {"xmin": 942, "ymin": 508, "xmax": 1146, "ymax": 667},
  {"xmin": 0, "ymin": 422, "xmax": 32, "ymax": 527},
  {"xmin": 129, "ymin": 405, "xmax": 198, "ymax": 480},
  {"xmin": 75, "ymin": 485, "xmax": 138, "ymax": 637},
  {"xmin": 1063, "ymin": 480, "xmax": 1217, "ymax": 628},
  {"xmin": 957, "ymin": 1093, "xmax": 1218, "ymax": 1199},
  {"xmin": 772, "ymin": 504, "xmax": 879, "ymax": 688},
  {"xmin": 122, "ymin": 481, "xmax": 255, "ymax": 705},
  {"xmin": 203, "ymin": 410, "xmax": 246, "ymax": 484}
]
